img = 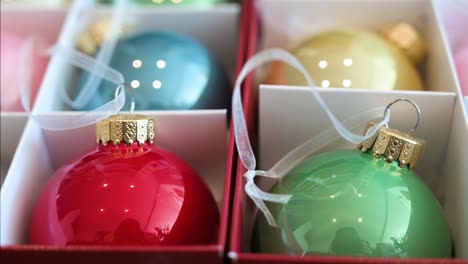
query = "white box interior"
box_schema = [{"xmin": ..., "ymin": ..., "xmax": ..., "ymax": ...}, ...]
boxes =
[
  {"xmin": 435, "ymin": 0, "xmax": 468, "ymax": 119},
  {"xmin": 0, "ymin": 7, "xmax": 66, "ymax": 185},
  {"xmin": 0, "ymin": 110, "xmax": 228, "ymax": 245},
  {"xmin": 34, "ymin": 1, "xmax": 240, "ymax": 112},
  {"xmin": 0, "ymin": 114, "xmax": 28, "ymax": 187},
  {"xmin": 256, "ymin": 0, "xmax": 459, "ymax": 94},
  {"xmin": 238, "ymin": 0, "xmax": 468, "ymax": 258},
  {"xmin": 238, "ymin": 85, "xmax": 468, "ymax": 258}
]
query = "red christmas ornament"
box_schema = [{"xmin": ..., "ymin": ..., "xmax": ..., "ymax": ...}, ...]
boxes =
[{"xmin": 30, "ymin": 114, "xmax": 219, "ymax": 246}]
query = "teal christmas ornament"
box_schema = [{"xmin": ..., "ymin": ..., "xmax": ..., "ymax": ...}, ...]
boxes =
[
  {"xmin": 76, "ymin": 32, "xmax": 229, "ymax": 110},
  {"xmin": 252, "ymin": 124, "xmax": 452, "ymax": 258}
]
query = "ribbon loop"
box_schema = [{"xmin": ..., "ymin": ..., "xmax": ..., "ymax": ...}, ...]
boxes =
[{"xmin": 232, "ymin": 48, "xmax": 391, "ymax": 226}]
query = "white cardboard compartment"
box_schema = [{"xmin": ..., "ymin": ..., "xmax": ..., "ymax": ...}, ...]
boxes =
[
  {"xmin": 237, "ymin": 85, "xmax": 468, "ymax": 258},
  {"xmin": 0, "ymin": 110, "xmax": 228, "ymax": 245},
  {"xmin": 0, "ymin": 7, "xmax": 67, "ymax": 186},
  {"xmin": 435, "ymin": 0, "xmax": 468, "ymax": 118},
  {"xmin": 0, "ymin": 114, "xmax": 28, "ymax": 187},
  {"xmin": 256, "ymin": 0, "xmax": 459, "ymax": 95},
  {"xmin": 34, "ymin": 0, "xmax": 240, "ymax": 112}
]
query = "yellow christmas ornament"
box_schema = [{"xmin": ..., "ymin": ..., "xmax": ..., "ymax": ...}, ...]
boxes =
[{"xmin": 265, "ymin": 23, "xmax": 426, "ymax": 91}]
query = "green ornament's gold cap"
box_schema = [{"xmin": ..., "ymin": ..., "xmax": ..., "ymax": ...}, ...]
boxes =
[
  {"xmin": 96, "ymin": 114, "xmax": 155, "ymax": 146},
  {"xmin": 381, "ymin": 23, "xmax": 427, "ymax": 65},
  {"xmin": 358, "ymin": 123, "xmax": 425, "ymax": 169}
]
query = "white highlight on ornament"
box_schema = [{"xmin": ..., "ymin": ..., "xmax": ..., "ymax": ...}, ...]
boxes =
[
  {"xmin": 100, "ymin": 209, "xmax": 104, "ymax": 212},
  {"xmin": 132, "ymin": 59, "xmax": 142, "ymax": 68},
  {"xmin": 358, "ymin": 218, "xmax": 363, "ymax": 222},
  {"xmin": 318, "ymin": 60, "xmax": 328, "ymax": 69},
  {"xmin": 156, "ymin": 59, "xmax": 166, "ymax": 69},
  {"xmin": 343, "ymin": 79, "xmax": 352, "ymax": 87},
  {"xmin": 131, "ymin": 80, "xmax": 140, "ymax": 89},
  {"xmin": 344, "ymin": 58, "xmax": 353, "ymax": 67},
  {"xmin": 330, "ymin": 195, "xmax": 335, "ymax": 199},
  {"xmin": 321, "ymin": 80, "xmax": 330, "ymax": 88},
  {"xmin": 103, "ymin": 183, "xmax": 108, "ymax": 187},
  {"xmin": 153, "ymin": 80, "xmax": 162, "ymax": 89},
  {"xmin": 358, "ymin": 193, "xmax": 362, "ymax": 197},
  {"xmin": 332, "ymin": 218, "xmax": 337, "ymax": 223},
  {"xmin": 130, "ymin": 185, "xmax": 135, "ymax": 188},
  {"xmin": 125, "ymin": 209, "xmax": 129, "ymax": 213}
]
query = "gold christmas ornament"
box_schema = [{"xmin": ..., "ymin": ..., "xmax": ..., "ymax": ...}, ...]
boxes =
[{"xmin": 265, "ymin": 24, "xmax": 427, "ymax": 91}]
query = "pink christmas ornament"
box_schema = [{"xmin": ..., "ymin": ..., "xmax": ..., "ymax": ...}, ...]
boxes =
[
  {"xmin": 455, "ymin": 42, "xmax": 468, "ymax": 96},
  {"xmin": 0, "ymin": 32, "xmax": 48, "ymax": 111}
]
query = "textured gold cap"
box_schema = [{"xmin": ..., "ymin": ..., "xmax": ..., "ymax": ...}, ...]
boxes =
[
  {"xmin": 76, "ymin": 18, "xmax": 124, "ymax": 56},
  {"xmin": 381, "ymin": 23, "xmax": 427, "ymax": 65},
  {"xmin": 96, "ymin": 114, "xmax": 155, "ymax": 146},
  {"xmin": 358, "ymin": 123, "xmax": 425, "ymax": 169}
]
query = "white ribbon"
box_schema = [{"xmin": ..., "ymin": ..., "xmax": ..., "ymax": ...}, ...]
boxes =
[
  {"xmin": 19, "ymin": 42, "xmax": 129, "ymax": 130},
  {"xmin": 62, "ymin": 0, "xmax": 128, "ymax": 109},
  {"xmin": 232, "ymin": 48, "xmax": 390, "ymax": 226},
  {"xmin": 18, "ymin": 0, "xmax": 134, "ymax": 130}
]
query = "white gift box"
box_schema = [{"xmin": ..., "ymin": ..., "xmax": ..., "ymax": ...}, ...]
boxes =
[
  {"xmin": 0, "ymin": 1, "xmax": 241, "ymax": 263},
  {"xmin": 229, "ymin": 0, "xmax": 468, "ymax": 263}
]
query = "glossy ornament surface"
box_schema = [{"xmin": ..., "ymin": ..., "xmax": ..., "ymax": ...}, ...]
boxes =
[
  {"xmin": 252, "ymin": 150, "xmax": 451, "ymax": 257},
  {"xmin": 30, "ymin": 115, "xmax": 219, "ymax": 246},
  {"xmin": 454, "ymin": 42, "xmax": 468, "ymax": 96},
  {"xmin": 0, "ymin": 32, "xmax": 48, "ymax": 111},
  {"xmin": 265, "ymin": 29, "xmax": 424, "ymax": 91},
  {"xmin": 101, "ymin": 0, "xmax": 224, "ymax": 5},
  {"xmin": 76, "ymin": 32, "xmax": 229, "ymax": 111}
]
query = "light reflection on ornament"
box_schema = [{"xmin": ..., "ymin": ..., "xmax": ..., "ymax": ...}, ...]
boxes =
[
  {"xmin": 132, "ymin": 59, "xmax": 142, "ymax": 68},
  {"xmin": 153, "ymin": 80, "xmax": 162, "ymax": 89},
  {"xmin": 321, "ymin": 80, "xmax": 330, "ymax": 88},
  {"xmin": 156, "ymin": 59, "xmax": 166, "ymax": 69},
  {"xmin": 318, "ymin": 60, "xmax": 328, "ymax": 69},
  {"xmin": 342, "ymin": 79, "xmax": 352, "ymax": 88},
  {"xmin": 131, "ymin": 80, "xmax": 140, "ymax": 89},
  {"xmin": 343, "ymin": 58, "xmax": 353, "ymax": 67}
]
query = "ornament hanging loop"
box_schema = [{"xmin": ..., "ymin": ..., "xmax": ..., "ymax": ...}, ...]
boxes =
[
  {"xmin": 383, "ymin": 98, "xmax": 421, "ymax": 134},
  {"xmin": 120, "ymin": 83, "xmax": 136, "ymax": 112}
]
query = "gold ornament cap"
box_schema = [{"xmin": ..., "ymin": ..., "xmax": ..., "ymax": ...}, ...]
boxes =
[
  {"xmin": 76, "ymin": 18, "xmax": 124, "ymax": 56},
  {"xmin": 358, "ymin": 123, "xmax": 425, "ymax": 170},
  {"xmin": 96, "ymin": 114, "xmax": 155, "ymax": 146},
  {"xmin": 381, "ymin": 23, "xmax": 427, "ymax": 65}
]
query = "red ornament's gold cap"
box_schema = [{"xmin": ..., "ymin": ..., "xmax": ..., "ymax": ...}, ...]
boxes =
[
  {"xmin": 358, "ymin": 124, "xmax": 425, "ymax": 170},
  {"xmin": 96, "ymin": 114, "xmax": 155, "ymax": 146},
  {"xmin": 381, "ymin": 23, "xmax": 427, "ymax": 65}
]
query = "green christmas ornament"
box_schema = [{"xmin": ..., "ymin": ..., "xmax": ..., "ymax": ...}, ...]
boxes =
[{"xmin": 252, "ymin": 121, "xmax": 452, "ymax": 258}]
